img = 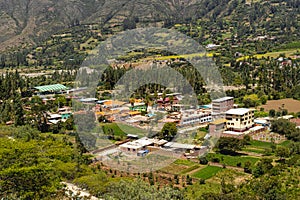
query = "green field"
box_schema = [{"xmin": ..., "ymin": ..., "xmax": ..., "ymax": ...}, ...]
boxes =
[
  {"xmin": 185, "ymin": 182, "xmax": 221, "ymax": 199},
  {"xmin": 192, "ymin": 166, "xmax": 223, "ymax": 180},
  {"xmin": 100, "ymin": 123, "xmax": 147, "ymax": 137},
  {"xmin": 208, "ymin": 153, "xmax": 260, "ymax": 167},
  {"xmin": 279, "ymin": 140, "xmax": 292, "ymax": 147},
  {"xmin": 148, "ymin": 52, "xmax": 218, "ymax": 61},
  {"xmin": 248, "ymin": 140, "xmax": 273, "ymax": 148},
  {"xmin": 242, "ymin": 147, "xmax": 266, "ymax": 154},
  {"xmin": 117, "ymin": 123, "xmax": 147, "ymax": 136},
  {"xmin": 174, "ymin": 159, "xmax": 197, "ymax": 167},
  {"xmin": 179, "ymin": 165, "xmax": 202, "ymax": 175},
  {"xmin": 160, "ymin": 163, "xmax": 189, "ymax": 174},
  {"xmin": 160, "ymin": 159, "xmax": 202, "ymax": 175},
  {"xmin": 237, "ymin": 49, "xmax": 299, "ymax": 61}
]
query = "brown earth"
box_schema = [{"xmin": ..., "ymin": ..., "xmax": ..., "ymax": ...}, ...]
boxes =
[{"xmin": 259, "ymin": 98, "xmax": 300, "ymax": 113}]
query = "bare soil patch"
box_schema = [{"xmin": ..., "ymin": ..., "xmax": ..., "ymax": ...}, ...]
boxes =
[{"xmin": 259, "ymin": 98, "xmax": 300, "ymax": 113}]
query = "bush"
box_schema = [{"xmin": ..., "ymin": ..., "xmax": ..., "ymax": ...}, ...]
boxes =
[
  {"xmin": 199, "ymin": 157, "xmax": 209, "ymax": 165},
  {"xmin": 211, "ymin": 157, "xmax": 220, "ymax": 163},
  {"xmin": 199, "ymin": 178, "xmax": 206, "ymax": 185}
]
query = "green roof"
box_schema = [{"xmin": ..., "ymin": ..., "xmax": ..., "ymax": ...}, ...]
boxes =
[{"xmin": 34, "ymin": 84, "xmax": 68, "ymax": 92}]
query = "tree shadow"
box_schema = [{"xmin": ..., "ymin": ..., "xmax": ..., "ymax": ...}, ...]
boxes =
[{"xmin": 219, "ymin": 149, "xmax": 247, "ymax": 156}]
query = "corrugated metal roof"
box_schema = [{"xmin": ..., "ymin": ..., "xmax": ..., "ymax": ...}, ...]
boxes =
[{"xmin": 34, "ymin": 84, "xmax": 68, "ymax": 92}]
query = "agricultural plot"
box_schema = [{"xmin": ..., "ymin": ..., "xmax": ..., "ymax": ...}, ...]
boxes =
[
  {"xmin": 174, "ymin": 159, "xmax": 197, "ymax": 167},
  {"xmin": 160, "ymin": 159, "xmax": 202, "ymax": 175},
  {"xmin": 259, "ymin": 98, "xmax": 300, "ymax": 113},
  {"xmin": 192, "ymin": 166, "xmax": 223, "ymax": 180},
  {"xmin": 237, "ymin": 49, "xmax": 299, "ymax": 61},
  {"xmin": 185, "ymin": 182, "xmax": 221, "ymax": 199},
  {"xmin": 160, "ymin": 163, "xmax": 190, "ymax": 175},
  {"xmin": 243, "ymin": 140, "xmax": 291, "ymax": 154},
  {"xmin": 101, "ymin": 123, "xmax": 147, "ymax": 137},
  {"xmin": 150, "ymin": 52, "xmax": 218, "ymax": 61},
  {"xmin": 209, "ymin": 153, "xmax": 259, "ymax": 167}
]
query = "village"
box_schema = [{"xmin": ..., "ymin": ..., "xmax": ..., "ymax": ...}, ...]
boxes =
[{"xmin": 31, "ymin": 83, "xmax": 293, "ymax": 164}]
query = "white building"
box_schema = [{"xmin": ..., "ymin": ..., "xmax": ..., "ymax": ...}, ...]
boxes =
[
  {"xmin": 180, "ymin": 110, "xmax": 212, "ymax": 126},
  {"xmin": 119, "ymin": 137, "xmax": 167, "ymax": 154},
  {"xmin": 119, "ymin": 137, "xmax": 154, "ymax": 153},
  {"xmin": 225, "ymin": 108, "xmax": 255, "ymax": 132}
]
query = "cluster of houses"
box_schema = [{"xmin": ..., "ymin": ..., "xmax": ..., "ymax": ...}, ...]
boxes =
[{"xmin": 33, "ymin": 83, "xmax": 296, "ymax": 158}]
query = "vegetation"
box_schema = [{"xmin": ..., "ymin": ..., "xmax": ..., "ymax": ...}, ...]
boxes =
[
  {"xmin": 159, "ymin": 122, "xmax": 178, "ymax": 141},
  {"xmin": 192, "ymin": 166, "xmax": 223, "ymax": 180},
  {"xmin": 207, "ymin": 153, "xmax": 259, "ymax": 168},
  {"xmin": 0, "ymin": 0, "xmax": 299, "ymax": 199}
]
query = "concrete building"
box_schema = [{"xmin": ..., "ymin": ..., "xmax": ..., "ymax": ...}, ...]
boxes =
[
  {"xmin": 119, "ymin": 137, "xmax": 167, "ymax": 155},
  {"xmin": 212, "ymin": 97, "xmax": 234, "ymax": 113},
  {"xmin": 180, "ymin": 110, "xmax": 212, "ymax": 126},
  {"xmin": 119, "ymin": 137, "xmax": 154, "ymax": 153},
  {"xmin": 225, "ymin": 108, "xmax": 255, "ymax": 132}
]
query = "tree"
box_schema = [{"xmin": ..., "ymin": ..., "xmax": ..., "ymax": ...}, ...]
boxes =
[
  {"xmin": 199, "ymin": 157, "xmax": 208, "ymax": 165},
  {"xmin": 253, "ymin": 158, "xmax": 273, "ymax": 177},
  {"xmin": 216, "ymin": 137, "xmax": 245, "ymax": 154},
  {"xmin": 159, "ymin": 122, "xmax": 177, "ymax": 141},
  {"xmin": 269, "ymin": 109, "xmax": 276, "ymax": 117},
  {"xmin": 243, "ymin": 94, "xmax": 260, "ymax": 108},
  {"xmin": 14, "ymin": 95, "xmax": 25, "ymax": 126},
  {"xmin": 103, "ymin": 179, "xmax": 183, "ymax": 200},
  {"xmin": 275, "ymin": 146, "xmax": 290, "ymax": 160},
  {"xmin": 243, "ymin": 134, "xmax": 251, "ymax": 145},
  {"xmin": 244, "ymin": 161, "xmax": 252, "ymax": 173},
  {"xmin": 271, "ymin": 119, "xmax": 300, "ymax": 142}
]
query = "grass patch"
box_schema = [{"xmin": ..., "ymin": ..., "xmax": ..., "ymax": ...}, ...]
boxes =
[
  {"xmin": 192, "ymin": 166, "xmax": 223, "ymax": 180},
  {"xmin": 152, "ymin": 52, "xmax": 218, "ymax": 60},
  {"xmin": 279, "ymin": 140, "xmax": 291, "ymax": 147},
  {"xmin": 208, "ymin": 153, "xmax": 259, "ymax": 167},
  {"xmin": 179, "ymin": 165, "xmax": 201, "ymax": 175},
  {"xmin": 101, "ymin": 123, "xmax": 127, "ymax": 137},
  {"xmin": 100, "ymin": 123, "xmax": 147, "ymax": 138},
  {"xmin": 242, "ymin": 147, "xmax": 266, "ymax": 154},
  {"xmin": 185, "ymin": 181, "xmax": 221, "ymax": 198},
  {"xmin": 160, "ymin": 163, "xmax": 188, "ymax": 174},
  {"xmin": 248, "ymin": 140, "xmax": 273, "ymax": 148},
  {"xmin": 174, "ymin": 159, "xmax": 197, "ymax": 167},
  {"xmin": 117, "ymin": 123, "xmax": 147, "ymax": 136},
  {"xmin": 237, "ymin": 49, "xmax": 299, "ymax": 61}
]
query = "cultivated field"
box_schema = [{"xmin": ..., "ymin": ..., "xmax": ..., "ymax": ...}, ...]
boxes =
[
  {"xmin": 237, "ymin": 49, "xmax": 299, "ymax": 61},
  {"xmin": 259, "ymin": 98, "xmax": 300, "ymax": 113},
  {"xmin": 192, "ymin": 166, "xmax": 223, "ymax": 180}
]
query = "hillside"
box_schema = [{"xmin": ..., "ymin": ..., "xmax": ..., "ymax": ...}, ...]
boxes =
[{"xmin": 0, "ymin": 0, "xmax": 299, "ymax": 52}]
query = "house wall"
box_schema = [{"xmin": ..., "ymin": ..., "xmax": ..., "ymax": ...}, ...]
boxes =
[
  {"xmin": 226, "ymin": 110, "xmax": 254, "ymax": 131},
  {"xmin": 212, "ymin": 98, "xmax": 234, "ymax": 113},
  {"xmin": 180, "ymin": 113, "xmax": 212, "ymax": 126}
]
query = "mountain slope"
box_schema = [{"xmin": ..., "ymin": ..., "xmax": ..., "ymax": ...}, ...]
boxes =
[{"xmin": 0, "ymin": 0, "xmax": 299, "ymax": 52}]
